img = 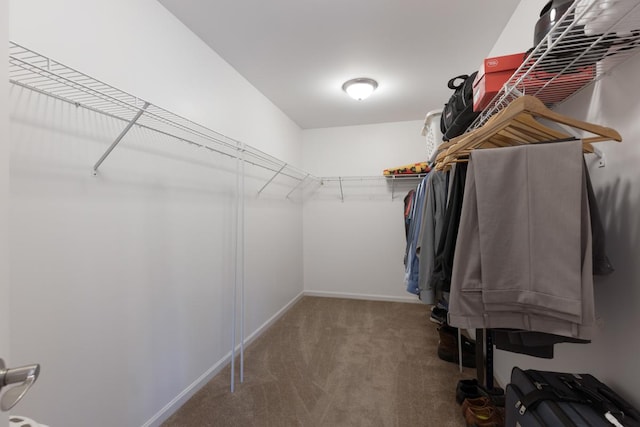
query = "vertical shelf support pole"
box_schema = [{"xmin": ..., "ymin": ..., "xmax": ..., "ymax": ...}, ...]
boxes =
[
  {"xmin": 231, "ymin": 143, "xmax": 240, "ymax": 393},
  {"xmin": 338, "ymin": 177, "xmax": 344, "ymax": 202},
  {"xmin": 485, "ymin": 330, "xmax": 494, "ymax": 390},
  {"xmin": 232, "ymin": 141, "xmax": 247, "ymax": 390},
  {"xmin": 93, "ymin": 102, "xmax": 150, "ymax": 174},
  {"xmin": 257, "ymin": 164, "xmax": 287, "ymax": 195},
  {"xmin": 458, "ymin": 328, "xmax": 463, "ymax": 373},
  {"xmin": 239, "ymin": 142, "xmax": 246, "ymax": 384},
  {"xmin": 475, "ymin": 329, "xmax": 485, "ymax": 387}
]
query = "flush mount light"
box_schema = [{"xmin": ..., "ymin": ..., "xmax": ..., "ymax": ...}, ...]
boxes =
[{"xmin": 342, "ymin": 77, "xmax": 378, "ymax": 101}]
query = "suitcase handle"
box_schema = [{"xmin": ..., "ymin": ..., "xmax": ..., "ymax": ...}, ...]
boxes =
[
  {"xmin": 598, "ymin": 386, "xmax": 640, "ymax": 422},
  {"xmin": 558, "ymin": 376, "xmax": 627, "ymax": 426}
]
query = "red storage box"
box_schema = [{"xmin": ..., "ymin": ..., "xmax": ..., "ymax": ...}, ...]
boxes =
[
  {"xmin": 479, "ymin": 52, "xmax": 526, "ymax": 75},
  {"xmin": 473, "ymin": 52, "xmax": 526, "ymax": 112}
]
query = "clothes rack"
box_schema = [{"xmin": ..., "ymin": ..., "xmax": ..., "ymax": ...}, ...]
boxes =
[
  {"xmin": 434, "ymin": 95, "xmax": 622, "ymax": 171},
  {"xmin": 438, "ymin": 97, "xmax": 622, "ymax": 394}
]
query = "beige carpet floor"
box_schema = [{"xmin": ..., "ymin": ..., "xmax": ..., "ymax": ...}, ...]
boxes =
[{"xmin": 162, "ymin": 296, "xmax": 475, "ymax": 427}]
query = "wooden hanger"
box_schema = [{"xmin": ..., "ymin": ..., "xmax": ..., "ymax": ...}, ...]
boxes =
[{"xmin": 435, "ymin": 95, "xmax": 622, "ymax": 170}]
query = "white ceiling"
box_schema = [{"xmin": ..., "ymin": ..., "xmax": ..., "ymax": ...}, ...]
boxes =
[{"xmin": 158, "ymin": 0, "xmax": 521, "ymax": 129}]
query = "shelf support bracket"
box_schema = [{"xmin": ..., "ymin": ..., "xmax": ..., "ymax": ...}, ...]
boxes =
[
  {"xmin": 286, "ymin": 174, "xmax": 310, "ymax": 199},
  {"xmin": 391, "ymin": 176, "xmax": 396, "ymax": 201},
  {"xmin": 339, "ymin": 177, "xmax": 344, "ymax": 203},
  {"xmin": 93, "ymin": 102, "xmax": 150, "ymax": 174},
  {"xmin": 593, "ymin": 146, "xmax": 606, "ymax": 168},
  {"xmin": 257, "ymin": 163, "xmax": 287, "ymax": 195}
]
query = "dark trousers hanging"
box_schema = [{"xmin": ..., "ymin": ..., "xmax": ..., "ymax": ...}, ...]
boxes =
[{"xmin": 431, "ymin": 162, "xmax": 467, "ymax": 296}]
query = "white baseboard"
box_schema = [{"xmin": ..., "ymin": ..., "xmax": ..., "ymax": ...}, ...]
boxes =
[
  {"xmin": 141, "ymin": 291, "xmax": 305, "ymax": 427},
  {"xmin": 303, "ymin": 290, "xmax": 421, "ymax": 304},
  {"xmin": 243, "ymin": 291, "xmax": 305, "ymax": 346}
]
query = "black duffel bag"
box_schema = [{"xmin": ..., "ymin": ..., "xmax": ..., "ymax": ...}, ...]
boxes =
[{"xmin": 440, "ymin": 72, "xmax": 480, "ymax": 141}]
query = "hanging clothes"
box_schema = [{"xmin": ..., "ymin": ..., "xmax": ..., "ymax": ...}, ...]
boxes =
[
  {"xmin": 404, "ymin": 174, "xmax": 429, "ymax": 295},
  {"xmin": 487, "ymin": 160, "xmax": 610, "ymax": 358},
  {"xmin": 430, "ymin": 163, "xmax": 467, "ymax": 296},
  {"xmin": 492, "ymin": 329, "xmax": 589, "ymax": 359},
  {"xmin": 447, "ymin": 140, "xmax": 595, "ymax": 340},
  {"xmin": 584, "ymin": 159, "xmax": 615, "ymax": 275},
  {"xmin": 403, "ymin": 189, "xmax": 416, "ymax": 243},
  {"xmin": 416, "ymin": 171, "xmax": 448, "ymax": 304}
]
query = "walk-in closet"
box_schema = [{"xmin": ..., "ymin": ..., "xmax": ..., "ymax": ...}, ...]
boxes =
[{"xmin": 2, "ymin": 1, "xmax": 640, "ymax": 426}]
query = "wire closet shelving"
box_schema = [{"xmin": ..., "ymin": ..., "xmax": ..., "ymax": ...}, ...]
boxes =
[
  {"xmin": 8, "ymin": 40, "xmax": 325, "ymax": 394},
  {"xmin": 321, "ymin": 174, "xmax": 428, "ymax": 202},
  {"xmin": 450, "ymin": 0, "xmax": 640, "ymax": 389},
  {"xmin": 468, "ymin": 0, "xmax": 640, "ymax": 131},
  {"xmin": 8, "ymin": 41, "xmax": 315, "ymax": 194},
  {"xmin": 8, "ymin": 42, "xmax": 423, "ymax": 198}
]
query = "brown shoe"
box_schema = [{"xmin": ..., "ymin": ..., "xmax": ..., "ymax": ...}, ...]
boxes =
[
  {"xmin": 437, "ymin": 325, "xmax": 476, "ymax": 368},
  {"xmin": 461, "ymin": 396, "xmax": 491, "ymax": 415},
  {"xmin": 464, "ymin": 405, "xmax": 504, "ymax": 427}
]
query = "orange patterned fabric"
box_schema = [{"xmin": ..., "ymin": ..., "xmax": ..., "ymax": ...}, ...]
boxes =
[{"xmin": 383, "ymin": 162, "xmax": 430, "ymax": 176}]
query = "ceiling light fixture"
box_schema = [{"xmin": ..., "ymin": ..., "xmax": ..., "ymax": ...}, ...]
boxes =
[{"xmin": 342, "ymin": 77, "xmax": 378, "ymax": 101}]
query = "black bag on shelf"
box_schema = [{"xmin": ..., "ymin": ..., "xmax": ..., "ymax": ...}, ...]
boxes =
[
  {"xmin": 506, "ymin": 367, "xmax": 640, "ymax": 427},
  {"xmin": 532, "ymin": 0, "xmax": 618, "ymax": 74},
  {"xmin": 440, "ymin": 72, "xmax": 480, "ymax": 141}
]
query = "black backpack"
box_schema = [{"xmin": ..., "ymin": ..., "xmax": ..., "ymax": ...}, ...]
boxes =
[{"xmin": 440, "ymin": 72, "xmax": 480, "ymax": 141}]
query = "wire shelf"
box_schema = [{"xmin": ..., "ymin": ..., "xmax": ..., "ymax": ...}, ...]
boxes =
[
  {"xmin": 321, "ymin": 174, "xmax": 427, "ymax": 182},
  {"xmin": 8, "ymin": 42, "xmax": 314, "ymax": 186},
  {"xmin": 313, "ymin": 174, "xmax": 426, "ymax": 202},
  {"xmin": 469, "ymin": 0, "xmax": 640, "ymax": 131}
]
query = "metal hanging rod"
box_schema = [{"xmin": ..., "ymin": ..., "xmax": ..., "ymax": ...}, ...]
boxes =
[
  {"xmin": 316, "ymin": 174, "xmax": 426, "ymax": 202},
  {"xmin": 8, "ymin": 42, "xmax": 315, "ymax": 190},
  {"xmin": 320, "ymin": 174, "xmax": 427, "ymax": 182},
  {"xmin": 12, "ymin": 77, "xmax": 306, "ymax": 180}
]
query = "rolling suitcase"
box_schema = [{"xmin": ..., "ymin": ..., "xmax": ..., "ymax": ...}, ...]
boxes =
[{"xmin": 506, "ymin": 367, "xmax": 640, "ymax": 427}]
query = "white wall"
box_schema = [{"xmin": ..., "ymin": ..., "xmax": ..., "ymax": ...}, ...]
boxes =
[
  {"xmin": 487, "ymin": 0, "xmax": 640, "ymax": 409},
  {"xmin": 10, "ymin": 0, "xmax": 301, "ymax": 165},
  {"xmin": 488, "ymin": 0, "xmax": 548, "ymax": 57},
  {"xmin": 0, "ymin": 0, "xmax": 9, "ymax": 424},
  {"xmin": 302, "ymin": 120, "xmax": 427, "ymax": 302},
  {"xmin": 9, "ymin": 0, "xmax": 304, "ymax": 426}
]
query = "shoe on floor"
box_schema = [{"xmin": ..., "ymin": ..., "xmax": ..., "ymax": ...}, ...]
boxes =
[
  {"xmin": 456, "ymin": 379, "xmax": 481, "ymax": 404},
  {"xmin": 430, "ymin": 306, "xmax": 448, "ymax": 324},
  {"xmin": 464, "ymin": 405, "xmax": 504, "ymax": 427},
  {"xmin": 437, "ymin": 341, "xmax": 476, "ymax": 368},
  {"xmin": 431, "ymin": 298, "xmax": 449, "ymax": 311},
  {"xmin": 461, "ymin": 396, "xmax": 492, "ymax": 415},
  {"xmin": 437, "ymin": 325, "xmax": 476, "ymax": 368},
  {"xmin": 485, "ymin": 387, "xmax": 505, "ymax": 408}
]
